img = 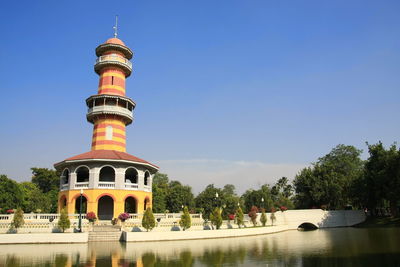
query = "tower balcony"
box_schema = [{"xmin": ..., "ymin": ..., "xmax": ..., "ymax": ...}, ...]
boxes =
[
  {"xmin": 87, "ymin": 105, "xmax": 133, "ymax": 125},
  {"xmin": 95, "ymin": 54, "xmax": 132, "ymax": 77}
]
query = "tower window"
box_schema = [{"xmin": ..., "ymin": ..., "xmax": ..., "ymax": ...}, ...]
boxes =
[
  {"xmin": 111, "ymin": 76, "xmax": 114, "ymax": 85},
  {"xmin": 106, "ymin": 126, "xmax": 113, "ymax": 140}
]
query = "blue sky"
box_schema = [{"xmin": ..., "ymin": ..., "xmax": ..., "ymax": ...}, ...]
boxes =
[{"xmin": 1, "ymin": 1, "xmax": 399, "ymax": 193}]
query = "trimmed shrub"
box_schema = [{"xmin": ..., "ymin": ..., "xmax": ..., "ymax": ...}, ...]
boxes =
[
  {"xmin": 210, "ymin": 207, "xmax": 222, "ymax": 229},
  {"xmin": 118, "ymin": 212, "xmax": 130, "ymax": 222},
  {"xmin": 58, "ymin": 208, "xmax": 70, "ymax": 233},
  {"xmin": 11, "ymin": 208, "xmax": 24, "ymax": 232},
  {"xmin": 142, "ymin": 208, "xmax": 156, "ymax": 232},
  {"xmin": 235, "ymin": 207, "xmax": 244, "ymax": 228},
  {"xmin": 248, "ymin": 206, "xmax": 258, "ymax": 227},
  {"xmin": 260, "ymin": 208, "xmax": 267, "ymax": 226},
  {"xmin": 86, "ymin": 211, "xmax": 97, "ymax": 223},
  {"xmin": 179, "ymin": 206, "xmax": 191, "ymax": 231}
]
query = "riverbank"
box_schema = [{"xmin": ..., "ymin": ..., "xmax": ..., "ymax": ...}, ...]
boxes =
[
  {"xmin": 0, "ymin": 232, "xmax": 88, "ymax": 244},
  {"xmin": 354, "ymin": 216, "xmax": 400, "ymax": 228}
]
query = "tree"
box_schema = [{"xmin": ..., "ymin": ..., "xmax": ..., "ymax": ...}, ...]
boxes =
[
  {"xmin": 166, "ymin": 181, "xmax": 195, "ymax": 213},
  {"xmin": 293, "ymin": 144, "xmax": 363, "ymax": 209},
  {"xmin": 179, "ymin": 206, "xmax": 191, "ymax": 231},
  {"xmin": 0, "ymin": 175, "xmax": 24, "ymax": 213},
  {"xmin": 31, "ymin": 168, "xmax": 59, "ymax": 193},
  {"xmin": 271, "ymin": 177, "xmax": 294, "ymax": 209},
  {"xmin": 260, "ymin": 208, "xmax": 267, "ymax": 226},
  {"xmin": 242, "ymin": 185, "xmax": 273, "ymax": 213},
  {"xmin": 11, "ymin": 208, "xmax": 24, "ymax": 232},
  {"xmin": 235, "ymin": 207, "xmax": 244, "ymax": 228},
  {"xmin": 58, "ymin": 208, "xmax": 70, "ymax": 233},
  {"xmin": 248, "ymin": 206, "xmax": 258, "ymax": 226},
  {"xmin": 195, "ymin": 185, "xmax": 223, "ymax": 219},
  {"xmin": 142, "ymin": 207, "xmax": 156, "ymax": 232},
  {"xmin": 152, "ymin": 173, "xmax": 169, "ymax": 213},
  {"xmin": 210, "ymin": 207, "xmax": 222, "ymax": 230},
  {"xmin": 20, "ymin": 182, "xmax": 49, "ymax": 213}
]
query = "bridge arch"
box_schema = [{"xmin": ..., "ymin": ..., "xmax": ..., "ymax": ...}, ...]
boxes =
[{"xmin": 297, "ymin": 222, "xmax": 318, "ymax": 230}]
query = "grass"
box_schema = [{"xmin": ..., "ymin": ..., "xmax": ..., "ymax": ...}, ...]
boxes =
[{"xmin": 354, "ymin": 216, "xmax": 400, "ymax": 228}]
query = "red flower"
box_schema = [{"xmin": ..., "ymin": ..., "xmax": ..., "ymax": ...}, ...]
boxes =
[
  {"xmin": 86, "ymin": 211, "xmax": 97, "ymax": 221},
  {"xmin": 118, "ymin": 212, "xmax": 130, "ymax": 221},
  {"xmin": 6, "ymin": 209, "xmax": 14, "ymax": 214},
  {"xmin": 280, "ymin": 206, "xmax": 288, "ymax": 211},
  {"xmin": 228, "ymin": 214, "xmax": 235, "ymax": 220}
]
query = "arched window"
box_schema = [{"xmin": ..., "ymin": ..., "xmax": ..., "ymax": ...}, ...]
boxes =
[
  {"xmin": 61, "ymin": 169, "xmax": 69, "ymax": 184},
  {"xmin": 144, "ymin": 171, "xmax": 150, "ymax": 186},
  {"xmin": 125, "ymin": 168, "xmax": 138, "ymax": 184},
  {"xmin": 125, "ymin": 197, "xmax": 137, "ymax": 213},
  {"xmin": 76, "ymin": 166, "xmax": 89, "ymax": 183},
  {"xmin": 75, "ymin": 195, "xmax": 87, "ymax": 213},
  {"xmin": 99, "ymin": 166, "xmax": 115, "ymax": 182}
]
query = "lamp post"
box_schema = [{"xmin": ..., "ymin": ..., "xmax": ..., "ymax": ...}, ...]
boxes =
[
  {"xmin": 261, "ymin": 197, "xmax": 264, "ymax": 210},
  {"xmin": 215, "ymin": 192, "xmax": 219, "ymax": 208},
  {"xmin": 78, "ymin": 189, "xmax": 83, "ymax": 232}
]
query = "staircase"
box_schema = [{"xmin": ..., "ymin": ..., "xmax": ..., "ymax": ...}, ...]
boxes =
[{"xmin": 88, "ymin": 225, "xmax": 122, "ymax": 242}]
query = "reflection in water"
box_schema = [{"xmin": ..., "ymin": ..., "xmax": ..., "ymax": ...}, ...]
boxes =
[{"xmin": 0, "ymin": 228, "xmax": 400, "ymax": 266}]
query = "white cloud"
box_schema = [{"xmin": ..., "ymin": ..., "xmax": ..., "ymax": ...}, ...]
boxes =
[{"xmin": 154, "ymin": 159, "xmax": 308, "ymax": 194}]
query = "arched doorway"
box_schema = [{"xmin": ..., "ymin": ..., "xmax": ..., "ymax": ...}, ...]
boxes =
[
  {"xmin": 98, "ymin": 195, "xmax": 114, "ymax": 220},
  {"xmin": 125, "ymin": 197, "xmax": 137, "ymax": 213},
  {"xmin": 75, "ymin": 196, "xmax": 87, "ymax": 214},
  {"xmin": 60, "ymin": 196, "xmax": 67, "ymax": 210},
  {"xmin": 144, "ymin": 198, "xmax": 149, "ymax": 211}
]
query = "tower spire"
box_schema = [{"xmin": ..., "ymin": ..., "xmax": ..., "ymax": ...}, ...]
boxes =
[{"xmin": 113, "ymin": 15, "xmax": 118, "ymax": 38}]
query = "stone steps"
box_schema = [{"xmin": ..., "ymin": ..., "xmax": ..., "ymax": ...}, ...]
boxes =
[{"xmin": 88, "ymin": 224, "xmax": 122, "ymax": 241}]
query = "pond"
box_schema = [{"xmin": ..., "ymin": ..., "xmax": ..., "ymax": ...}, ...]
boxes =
[{"xmin": 1, "ymin": 227, "xmax": 399, "ymax": 266}]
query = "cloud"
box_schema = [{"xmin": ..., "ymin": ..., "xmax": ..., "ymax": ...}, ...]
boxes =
[{"xmin": 154, "ymin": 159, "xmax": 308, "ymax": 194}]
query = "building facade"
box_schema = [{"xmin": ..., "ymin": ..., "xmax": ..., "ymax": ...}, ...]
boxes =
[{"xmin": 54, "ymin": 36, "xmax": 158, "ymax": 220}]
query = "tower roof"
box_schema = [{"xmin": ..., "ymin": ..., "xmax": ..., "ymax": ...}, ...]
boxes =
[
  {"xmin": 105, "ymin": 37, "xmax": 125, "ymax": 46},
  {"xmin": 54, "ymin": 150, "xmax": 159, "ymax": 171}
]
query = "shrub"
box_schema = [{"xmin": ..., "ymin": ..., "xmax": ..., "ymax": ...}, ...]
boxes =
[
  {"xmin": 248, "ymin": 206, "xmax": 258, "ymax": 227},
  {"xmin": 270, "ymin": 210, "xmax": 276, "ymax": 226},
  {"xmin": 11, "ymin": 208, "xmax": 24, "ymax": 232},
  {"xmin": 86, "ymin": 212, "xmax": 97, "ymax": 223},
  {"xmin": 111, "ymin": 218, "xmax": 118, "ymax": 225},
  {"xmin": 142, "ymin": 208, "xmax": 156, "ymax": 232},
  {"xmin": 235, "ymin": 207, "xmax": 244, "ymax": 228},
  {"xmin": 210, "ymin": 207, "xmax": 222, "ymax": 229},
  {"xmin": 179, "ymin": 206, "xmax": 191, "ymax": 231},
  {"xmin": 260, "ymin": 208, "xmax": 267, "ymax": 226},
  {"xmin": 118, "ymin": 212, "xmax": 130, "ymax": 222},
  {"xmin": 6, "ymin": 209, "xmax": 14, "ymax": 214},
  {"xmin": 280, "ymin": 206, "xmax": 288, "ymax": 212},
  {"xmin": 228, "ymin": 214, "xmax": 235, "ymax": 221},
  {"xmin": 58, "ymin": 208, "xmax": 70, "ymax": 233}
]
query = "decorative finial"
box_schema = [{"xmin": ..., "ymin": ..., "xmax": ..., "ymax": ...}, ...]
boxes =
[{"xmin": 113, "ymin": 15, "xmax": 118, "ymax": 38}]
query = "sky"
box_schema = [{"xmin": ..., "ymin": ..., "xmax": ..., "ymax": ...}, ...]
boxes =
[{"xmin": 0, "ymin": 0, "xmax": 399, "ymax": 194}]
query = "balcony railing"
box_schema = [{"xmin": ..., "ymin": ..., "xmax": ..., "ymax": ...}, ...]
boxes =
[
  {"xmin": 60, "ymin": 184, "xmax": 69, "ymax": 191},
  {"xmin": 144, "ymin": 185, "xmax": 151, "ymax": 192},
  {"xmin": 74, "ymin": 182, "xmax": 89, "ymax": 189},
  {"xmin": 95, "ymin": 54, "xmax": 132, "ymax": 73},
  {"xmin": 125, "ymin": 183, "xmax": 139, "ymax": 189},
  {"xmin": 98, "ymin": 182, "xmax": 115, "ymax": 189},
  {"xmin": 87, "ymin": 105, "xmax": 133, "ymax": 121}
]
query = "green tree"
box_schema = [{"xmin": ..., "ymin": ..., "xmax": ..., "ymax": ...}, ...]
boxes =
[
  {"xmin": 179, "ymin": 206, "xmax": 191, "ymax": 231},
  {"xmin": 210, "ymin": 207, "xmax": 222, "ymax": 230},
  {"xmin": 294, "ymin": 144, "xmax": 363, "ymax": 209},
  {"xmin": 142, "ymin": 207, "xmax": 156, "ymax": 232},
  {"xmin": 260, "ymin": 208, "xmax": 267, "ymax": 226},
  {"xmin": 0, "ymin": 175, "xmax": 24, "ymax": 213},
  {"xmin": 166, "ymin": 181, "xmax": 195, "ymax": 213},
  {"xmin": 235, "ymin": 207, "xmax": 244, "ymax": 228},
  {"xmin": 31, "ymin": 168, "xmax": 59, "ymax": 193},
  {"xmin": 58, "ymin": 208, "xmax": 70, "ymax": 233},
  {"xmin": 271, "ymin": 177, "xmax": 294, "ymax": 209},
  {"xmin": 242, "ymin": 185, "xmax": 273, "ymax": 213},
  {"xmin": 152, "ymin": 173, "xmax": 169, "ymax": 213},
  {"xmin": 195, "ymin": 184, "xmax": 223, "ymax": 219},
  {"xmin": 20, "ymin": 182, "xmax": 49, "ymax": 213},
  {"xmin": 11, "ymin": 208, "xmax": 24, "ymax": 232}
]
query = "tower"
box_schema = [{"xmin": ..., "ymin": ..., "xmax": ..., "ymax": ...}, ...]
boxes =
[{"xmin": 54, "ymin": 29, "xmax": 158, "ymax": 220}]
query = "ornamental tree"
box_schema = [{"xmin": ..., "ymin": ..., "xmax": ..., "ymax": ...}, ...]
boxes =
[
  {"xmin": 260, "ymin": 208, "xmax": 267, "ymax": 226},
  {"xmin": 235, "ymin": 207, "xmax": 244, "ymax": 228},
  {"xmin": 142, "ymin": 207, "xmax": 156, "ymax": 232},
  {"xmin": 118, "ymin": 212, "xmax": 130, "ymax": 222},
  {"xmin": 248, "ymin": 206, "xmax": 258, "ymax": 227},
  {"xmin": 179, "ymin": 206, "xmax": 191, "ymax": 231},
  {"xmin": 86, "ymin": 212, "xmax": 97, "ymax": 223},
  {"xmin": 270, "ymin": 209, "xmax": 276, "ymax": 226},
  {"xmin": 11, "ymin": 208, "xmax": 24, "ymax": 232},
  {"xmin": 210, "ymin": 207, "xmax": 222, "ymax": 230},
  {"xmin": 58, "ymin": 208, "xmax": 70, "ymax": 233}
]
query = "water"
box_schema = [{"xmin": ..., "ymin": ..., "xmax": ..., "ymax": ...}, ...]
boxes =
[{"xmin": 1, "ymin": 228, "xmax": 400, "ymax": 267}]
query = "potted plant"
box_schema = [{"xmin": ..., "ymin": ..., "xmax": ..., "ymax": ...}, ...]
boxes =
[
  {"xmin": 86, "ymin": 211, "xmax": 97, "ymax": 230},
  {"xmin": 118, "ymin": 212, "xmax": 130, "ymax": 229}
]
